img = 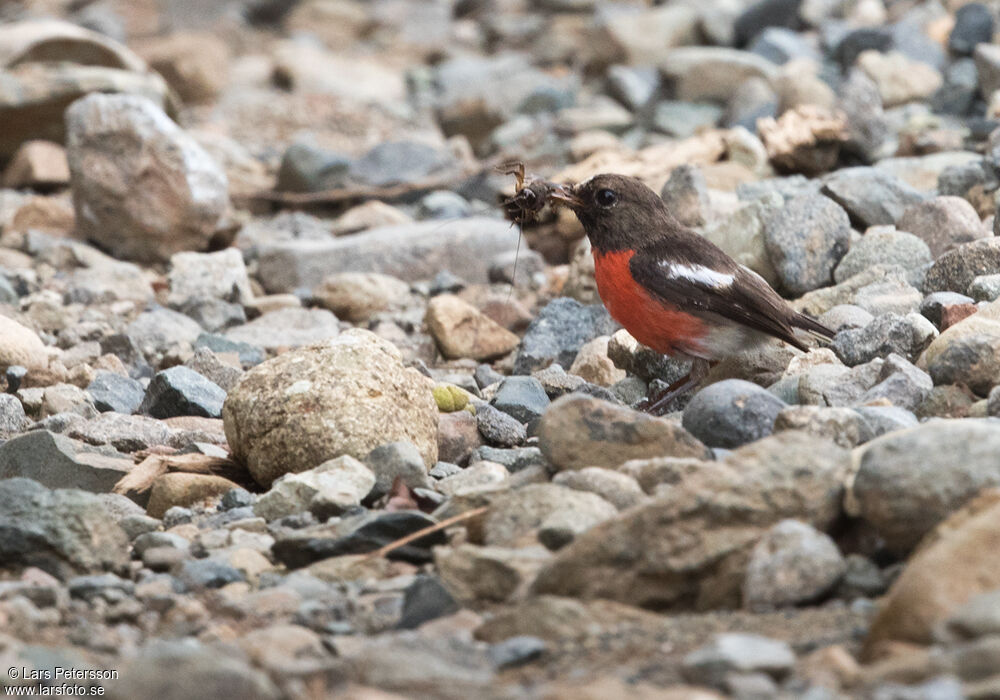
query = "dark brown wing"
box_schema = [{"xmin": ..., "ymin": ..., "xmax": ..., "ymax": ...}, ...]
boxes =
[{"xmin": 629, "ymin": 238, "xmax": 821, "ymax": 352}]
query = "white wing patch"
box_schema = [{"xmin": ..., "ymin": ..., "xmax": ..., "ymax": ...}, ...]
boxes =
[{"xmin": 660, "ymin": 261, "xmax": 735, "ymax": 288}]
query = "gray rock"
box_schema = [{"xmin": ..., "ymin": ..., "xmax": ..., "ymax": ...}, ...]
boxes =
[
  {"xmin": 852, "ymin": 419, "xmax": 1000, "ymax": 552},
  {"xmin": 796, "ymin": 360, "xmax": 884, "ymax": 407},
  {"xmin": 221, "ymin": 488, "xmax": 254, "ymax": 510},
  {"xmin": 607, "ymin": 329, "xmax": 692, "ymax": 385},
  {"xmin": 195, "ymin": 333, "xmax": 265, "ymax": 368},
  {"xmin": 472, "ymin": 446, "xmax": 547, "ymax": 473},
  {"xmin": 539, "ymin": 394, "xmax": 710, "ymax": 472},
  {"xmin": 514, "ymin": 298, "xmax": 619, "ymax": 374},
  {"xmin": 491, "ymin": 377, "xmax": 550, "ymax": 424},
  {"xmin": 0, "ymin": 394, "xmax": 28, "ymax": 435},
  {"xmin": 834, "ymin": 228, "xmax": 932, "ymax": 285},
  {"xmin": 65, "ymin": 94, "xmax": 227, "ymax": 263},
  {"xmin": 273, "ymin": 510, "xmax": 444, "ymax": 567},
  {"xmin": 126, "ymin": 307, "xmax": 202, "ymax": 361},
  {"xmin": 0, "ymin": 431, "xmax": 132, "ymax": 493},
  {"xmin": 177, "ymin": 558, "xmax": 245, "ymax": 589},
  {"xmin": 68, "ymin": 412, "xmax": 174, "ymax": 452},
  {"xmin": 838, "ymin": 68, "xmax": 895, "ymax": 163},
  {"xmin": 488, "ymin": 636, "xmax": 547, "ymax": 670},
  {"xmin": 418, "ymin": 190, "xmax": 471, "ymax": 220},
  {"xmin": 86, "ymin": 370, "xmax": 144, "ymax": 414},
  {"xmin": 682, "ymin": 379, "xmax": 787, "ymax": 449},
  {"xmin": 819, "ymin": 304, "xmax": 875, "ymax": 332},
  {"xmin": 763, "ymin": 193, "xmax": 851, "ymax": 295},
  {"xmin": 861, "ymin": 353, "xmax": 933, "ymax": 411},
  {"xmin": 853, "ymin": 405, "xmax": 919, "ymax": 436},
  {"xmin": 475, "ymin": 403, "xmax": 526, "ymax": 447},
  {"xmin": 897, "ymin": 196, "xmax": 989, "ymax": 259},
  {"xmin": 0, "ymin": 478, "xmax": 128, "ymax": 579},
  {"xmin": 349, "ymin": 141, "xmax": 456, "ymax": 187},
  {"xmin": 920, "ymin": 291, "xmax": 975, "ymax": 327},
  {"xmin": 660, "ymin": 164, "xmax": 711, "ymax": 227},
  {"xmin": 773, "ymin": 405, "xmax": 875, "ymax": 448},
  {"xmin": 182, "ymin": 347, "xmax": 243, "ymax": 392},
  {"xmin": 969, "ymin": 273, "xmax": 1000, "ymax": 302},
  {"xmin": 660, "ymin": 47, "xmax": 778, "ymax": 103},
  {"xmin": 223, "ymin": 329, "xmax": 438, "ymax": 488},
  {"xmin": 831, "ymin": 313, "xmax": 930, "ymax": 366},
  {"xmin": 924, "ymin": 238, "xmax": 1000, "ymax": 294},
  {"xmin": 275, "ymin": 140, "xmax": 350, "ymax": 193},
  {"xmin": 652, "ymin": 100, "xmax": 722, "ymax": 138},
  {"xmin": 606, "ymin": 64, "xmax": 660, "ymax": 111},
  {"xmin": 253, "ymin": 455, "xmax": 376, "ymax": 521},
  {"xmin": 926, "ymin": 333, "xmax": 1000, "ymax": 396},
  {"xmin": 552, "ymin": 467, "xmax": 646, "ymax": 511},
  {"xmin": 853, "ymin": 277, "xmax": 924, "ymax": 316},
  {"xmin": 951, "ymin": 4, "xmax": 995, "ymax": 56},
  {"xmin": 107, "ymin": 641, "xmax": 279, "ymax": 700},
  {"xmin": 364, "ymin": 441, "xmax": 433, "ymax": 501},
  {"xmin": 257, "ymin": 218, "xmax": 519, "ymax": 292},
  {"xmin": 138, "ymin": 366, "xmax": 226, "ymax": 419},
  {"xmin": 743, "ymin": 519, "xmax": 846, "ymax": 611},
  {"xmin": 820, "ymin": 167, "xmax": 924, "ymax": 228},
  {"xmin": 682, "ymin": 633, "xmax": 795, "ymax": 689},
  {"xmin": 531, "ymin": 364, "xmax": 587, "ymax": 399},
  {"xmin": 167, "ymin": 248, "xmax": 252, "ymax": 308},
  {"xmin": 482, "ymin": 483, "xmax": 617, "ymax": 547},
  {"xmin": 975, "ymin": 43, "xmax": 1000, "ymax": 99},
  {"xmin": 397, "ymin": 575, "xmax": 460, "ymax": 630},
  {"xmin": 225, "ymin": 307, "xmax": 340, "ymax": 351}
]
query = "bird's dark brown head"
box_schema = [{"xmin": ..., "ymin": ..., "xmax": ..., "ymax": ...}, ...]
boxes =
[{"xmin": 551, "ymin": 173, "xmax": 678, "ymax": 253}]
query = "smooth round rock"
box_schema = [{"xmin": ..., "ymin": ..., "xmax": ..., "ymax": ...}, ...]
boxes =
[
  {"xmin": 682, "ymin": 379, "xmax": 787, "ymax": 449},
  {"xmin": 223, "ymin": 329, "xmax": 438, "ymax": 487}
]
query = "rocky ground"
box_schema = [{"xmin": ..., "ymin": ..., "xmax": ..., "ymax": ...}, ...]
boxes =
[{"xmin": 2, "ymin": 0, "xmax": 1000, "ymax": 698}]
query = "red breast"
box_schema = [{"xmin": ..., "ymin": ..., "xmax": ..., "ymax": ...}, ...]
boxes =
[{"xmin": 593, "ymin": 249, "xmax": 707, "ymax": 356}]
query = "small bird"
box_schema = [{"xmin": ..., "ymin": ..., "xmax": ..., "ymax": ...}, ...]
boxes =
[{"xmin": 550, "ymin": 173, "xmax": 834, "ymax": 414}]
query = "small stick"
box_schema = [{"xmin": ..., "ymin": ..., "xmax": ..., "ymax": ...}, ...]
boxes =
[{"xmin": 364, "ymin": 506, "xmax": 488, "ymax": 560}]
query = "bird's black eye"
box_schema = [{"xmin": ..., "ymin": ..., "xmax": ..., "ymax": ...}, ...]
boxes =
[{"xmin": 595, "ymin": 188, "xmax": 617, "ymax": 208}]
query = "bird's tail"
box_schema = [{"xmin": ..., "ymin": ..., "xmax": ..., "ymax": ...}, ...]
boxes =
[{"xmin": 790, "ymin": 311, "xmax": 835, "ymax": 343}]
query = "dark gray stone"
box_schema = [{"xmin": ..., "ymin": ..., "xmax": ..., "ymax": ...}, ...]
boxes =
[
  {"xmin": 831, "ymin": 314, "xmax": 927, "ymax": 366},
  {"xmin": 853, "ymin": 405, "xmax": 919, "ymax": 437},
  {"xmin": 660, "ymin": 164, "xmax": 711, "ymax": 228},
  {"xmin": 491, "ymin": 377, "xmax": 550, "ymax": 424},
  {"xmin": 0, "ymin": 478, "xmax": 129, "ymax": 580},
  {"xmin": 138, "ymin": 366, "xmax": 226, "ymax": 419},
  {"xmin": 950, "ymin": 3, "xmax": 993, "ymax": 56},
  {"xmin": 682, "ymin": 633, "xmax": 795, "ymax": 689},
  {"xmin": 832, "ymin": 28, "xmax": 892, "ymax": 70},
  {"xmin": 763, "ymin": 193, "xmax": 851, "ymax": 295},
  {"xmin": 275, "ymin": 141, "xmax": 350, "ymax": 193},
  {"xmin": 100, "ymin": 333, "xmax": 153, "ymax": 379},
  {"xmin": 87, "ymin": 370, "xmax": 144, "ymax": 414},
  {"xmin": 177, "ymin": 558, "xmax": 245, "ymax": 589},
  {"xmin": 476, "ymin": 403, "xmax": 526, "ymax": 447},
  {"xmin": 733, "ymin": 0, "xmax": 802, "ymax": 46},
  {"xmin": 68, "ymin": 572, "xmax": 134, "ymax": 601},
  {"xmin": 0, "ymin": 431, "xmax": 132, "ymax": 493},
  {"xmin": 220, "ymin": 488, "xmax": 254, "ymax": 510},
  {"xmin": 272, "ymin": 510, "xmax": 445, "ymax": 567},
  {"xmin": 821, "ymin": 167, "xmax": 924, "ymax": 228},
  {"xmin": 682, "ymin": 379, "xmax": 787, "ymax": 449},
  {"xmin": 514, "ymin": 298, "xmax": 619, "ymax": 374},
  {"xmin": 474, "ymin": 364, "xmax": 504, "ymax": 390},
  {"xmin": 606, "ymin": 65, "xmax": 660, "ymax": 111},
  {"xmin": 397, "ymin": 575, "xmax": 460, "ymax": 629}
]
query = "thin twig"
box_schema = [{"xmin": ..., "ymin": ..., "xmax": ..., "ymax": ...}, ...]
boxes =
[{"xmin": 364, "ymin": 506, "xmax": 488, "ymax": 560}]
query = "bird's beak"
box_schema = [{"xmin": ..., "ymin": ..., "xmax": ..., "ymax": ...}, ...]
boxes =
[{"xmin": 548, "ymin": 184, "xmax": 583, "ymax": 209}]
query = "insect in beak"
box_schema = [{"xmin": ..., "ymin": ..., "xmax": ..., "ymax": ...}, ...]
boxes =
[{"xmin": 547, "ymin": 184, "xmax": 584, "ymax": 209}]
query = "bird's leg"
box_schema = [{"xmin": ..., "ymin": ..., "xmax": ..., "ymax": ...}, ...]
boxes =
[{"xmin": 644, "ymin": 359, "xmax": 713, "ymax": 416}]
